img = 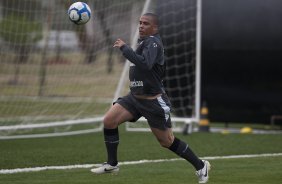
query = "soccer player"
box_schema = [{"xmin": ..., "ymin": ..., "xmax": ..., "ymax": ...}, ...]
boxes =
[{"xmin": 91, "ymin": 13, "xmax": 211, "ymax": 183}]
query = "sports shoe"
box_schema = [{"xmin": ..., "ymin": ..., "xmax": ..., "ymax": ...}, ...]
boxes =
[
  {"xmin": 195, "ymin": 160, "xmax": 211, "ymax": 183},
  {"xmin": 90, "ymin": 163, "xmax": 119, "ymax": 174}
]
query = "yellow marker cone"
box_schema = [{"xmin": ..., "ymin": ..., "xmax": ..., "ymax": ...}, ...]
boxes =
[
  {"xmin": 240, "ymin": 127, "xmax": 253, "ymax": 134},
  {"xmin": 199, "ymin": 102, "xmax": 210, "ymax": 132}
]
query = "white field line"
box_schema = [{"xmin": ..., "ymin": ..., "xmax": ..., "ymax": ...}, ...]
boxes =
[{"xmin": 1, "ymin": 153, "xmax": 282, "ymax": 174}]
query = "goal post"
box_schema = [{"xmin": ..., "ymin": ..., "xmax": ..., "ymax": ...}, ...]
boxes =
[
  {"xmin": 0, "ymin": 0, "xmax": 149, "ymax": 139},
  {"xmin": 123, "ymin": 0, "xmax": 202, "ymax": 133},
  {"xmin": 0, "ymin": 0, "xmax": 201, "ymax": 139},
  {"xmin": 113, "ymin": 0, "xmax": 152, "ymax": 102}
]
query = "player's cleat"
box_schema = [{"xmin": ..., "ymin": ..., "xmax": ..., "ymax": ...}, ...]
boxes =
[
  {"xmin": 90, "ymin": 163, "xmax": 119, "ymax": 174},
  {"xmin": 196, "ymin": 160, "xmax": 211, "ymax": 183}
]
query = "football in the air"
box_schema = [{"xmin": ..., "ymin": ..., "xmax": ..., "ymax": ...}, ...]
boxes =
[{"xmin": 68, "ymin": 2, "xmax": 91, "ymax": 25}]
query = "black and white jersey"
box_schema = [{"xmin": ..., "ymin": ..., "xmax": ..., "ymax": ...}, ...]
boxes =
[{"xmin": 120, "ymin": 34, "xmax": 165, "ymax": 96}]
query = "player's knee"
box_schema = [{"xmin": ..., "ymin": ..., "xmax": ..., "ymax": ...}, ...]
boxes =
[
  {"xmin": 159, "ymin": 141, "xmax": 170, "ymax": 148},
  {"xmin": 158, "ymin": 137, "xmax": 174, "ymax": 148},
  {"xmin": 103, "ymin": 115, "xmax": 116, "ymax": 129}
]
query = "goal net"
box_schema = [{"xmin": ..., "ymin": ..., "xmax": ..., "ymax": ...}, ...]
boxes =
[
  {"xmin": 123, "ymin": 0, "xmax": 202, "ymax": 133},
  {"xmin": 0, "ymin": 0, "xmax": 201, "ymax": 139}
]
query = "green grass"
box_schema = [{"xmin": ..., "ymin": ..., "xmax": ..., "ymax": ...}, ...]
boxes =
[
  {"xmin": 0, "ymin": 126, "xmax": 282, "ymax": 184},
  {"xmin": 210, "ymin": 122, "xmax": 281, "ymax": 131},
  {"xmin": 1, "ymin": 157, "xmax": 281, "ymax": 184}
]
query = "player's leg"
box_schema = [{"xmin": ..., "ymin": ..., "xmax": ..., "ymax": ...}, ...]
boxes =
[
  {"xmin": 104, "ymin": 103, "xmax": 134, "ymax": 165},
  {"xmin": 150, "ymin": 127, "xmax": 204, "ymax": 170},
  {"xmin": 140, "ymin": 93, "xmax": 210, "ymax": 183},
  {"xmin": 92, "ymin": 95, "xmax": 140, "ymax": 174},
  {"xmin": 103, "ymin": 103, "xmax": 134, "ymax": 129},
  {"xmin": 91, "ymin": 103, "xmax": 133, "ymax": 174},
  {"xmin": 150, "ymin": 127, "xmax": 210, "ymax": 183}
]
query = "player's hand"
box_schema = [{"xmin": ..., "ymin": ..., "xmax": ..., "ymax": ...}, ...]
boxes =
[{"xmin": 113, "ymin": 39, "xmax": 125, "ymax": 48}]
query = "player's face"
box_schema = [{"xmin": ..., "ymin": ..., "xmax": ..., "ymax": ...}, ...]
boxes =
[{"xmin": 139, "ymin": 16, "xmax": 157, "ymax": 38}]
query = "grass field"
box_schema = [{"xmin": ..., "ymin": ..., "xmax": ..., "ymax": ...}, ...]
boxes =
[{"xmin": 0, "ymin": 125, "xmax": 282, "ymax": 184}]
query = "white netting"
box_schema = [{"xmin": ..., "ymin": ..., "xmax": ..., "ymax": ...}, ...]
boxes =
[
  {"xmin": 124, "ymin": 0, "xmax": 201, "ymax": 132},
  {"xmin": 0, "ymin": 0, "xmax": 201, "ymax": 138},
  {"xmin": 159, "ymin": 0, "xmax": 200, "ymax": 118},
  {"xmin": 0, "ymin": 0, "xmax": 147, "ymax": 138}
]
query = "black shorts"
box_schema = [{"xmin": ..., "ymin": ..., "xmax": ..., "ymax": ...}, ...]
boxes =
[{"xmin": 114, "ymin": 93, "xmax": 172, "ymax": 130}]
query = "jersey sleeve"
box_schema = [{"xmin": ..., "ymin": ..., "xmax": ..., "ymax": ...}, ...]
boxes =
[{"xmin": 120, "ymin": 38, "xmax": 159, "ymax": 70}]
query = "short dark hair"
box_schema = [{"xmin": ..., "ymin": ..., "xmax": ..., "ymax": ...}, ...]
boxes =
[{"xmin": 143, "ymin": 13, "xmax": 159, "ymax": 26}]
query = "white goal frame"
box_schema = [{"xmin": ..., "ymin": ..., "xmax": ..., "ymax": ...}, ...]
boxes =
[
  {"xmin": 0, "ymin": 0, "xmax": 201, "ymax": 139},
  {"xmin": 116, "ymin": 0, "xmax": 202, "ymax": 133},
  {"xmin": 0, "ymin": 0, "xmax": 152, "ymax": 140}
]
